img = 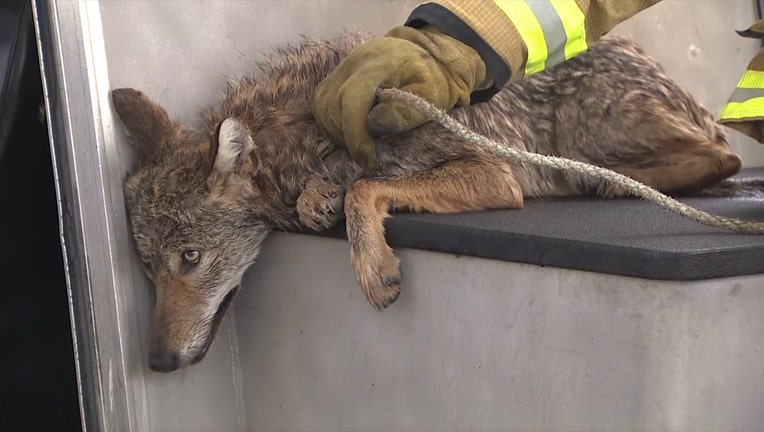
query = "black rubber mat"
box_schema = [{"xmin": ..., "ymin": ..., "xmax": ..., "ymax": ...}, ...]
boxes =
[{"xmin": 314, "ymin": 170, "xmax": 764, "ymax": 280}]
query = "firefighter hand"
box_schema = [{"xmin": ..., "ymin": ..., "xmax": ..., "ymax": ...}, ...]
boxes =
[{"xmin": 313, "ymin": 26, "xmax": 486, "ymax": 170}]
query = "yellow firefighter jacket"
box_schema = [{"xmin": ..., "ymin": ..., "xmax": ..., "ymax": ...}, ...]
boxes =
[{"xmin": 404, "ymin": 0, "xmax": 764, "ymax": 142}]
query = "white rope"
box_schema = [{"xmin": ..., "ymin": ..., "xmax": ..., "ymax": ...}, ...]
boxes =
[{"xmin": 376, "ymin": 87, "xmax": 764, "ymax": 234}]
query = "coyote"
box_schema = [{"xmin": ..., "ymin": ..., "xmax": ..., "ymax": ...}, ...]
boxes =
[{"xmin": 112, "ymin": 33, "xmax": 741, "ymax": 372}]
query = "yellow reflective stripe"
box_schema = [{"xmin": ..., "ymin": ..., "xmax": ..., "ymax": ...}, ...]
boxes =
[
  {"xmin": 550, "ymin": 0, "xmax": 588, "ymax": 60},
  {"xmin": 719, "ymin": 70, "xmax": 764, "ymax": 121},
  {"xmin": 735, "ymin": 69, "xmax": 764, "ymax": 89},
  {"xmin": 495, "ymin": 0, "xmax": 588, "ymax": 76},
  {"xmin": 495, "ymin": 0, "xmax": 549, "ymax": 75},
  {"xmin": 719, "ymin": 97, "xmax": 764, "ymax": 122}
]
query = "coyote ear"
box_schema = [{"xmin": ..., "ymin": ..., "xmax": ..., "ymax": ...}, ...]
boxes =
[
  {"xmin": 112, "ymin": 88, "xmax": 178, "ymax": 166},
  {"xmin": 209, "ymin": 117, "xmax": 256, "ymax": 175}
]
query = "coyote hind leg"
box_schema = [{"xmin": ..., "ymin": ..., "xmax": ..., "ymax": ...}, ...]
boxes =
[
  {"xmin": 594, "ymin": 138, "xmax": 742, "ymax": 198},
  {"xmin": 345, "ymin": 157, "xmax": 523, "ymax": 311}
]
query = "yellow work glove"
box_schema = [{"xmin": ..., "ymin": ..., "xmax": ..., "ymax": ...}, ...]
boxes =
[{"xmin": 313, "ymin": 26, "xmax": 487, "ymax": 170}]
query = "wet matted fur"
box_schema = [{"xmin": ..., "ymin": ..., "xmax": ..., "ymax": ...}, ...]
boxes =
[{"xmin": 112, "ymin": 33, "xmax": 741, "ymax": 371}]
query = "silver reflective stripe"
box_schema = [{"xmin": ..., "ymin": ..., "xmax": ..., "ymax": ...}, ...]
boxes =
[
  {"xmin": 727, "ymin": 87, "xmax": 764, "ymax": 104},
  {"xmin": 526, "ymin": 0, "xmax": 568, "ymax": 69}
]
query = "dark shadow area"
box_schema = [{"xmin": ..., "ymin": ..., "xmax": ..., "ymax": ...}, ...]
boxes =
[{"xmin": 0, "ymin": 0, "xmax": 81, "ymax": 430}]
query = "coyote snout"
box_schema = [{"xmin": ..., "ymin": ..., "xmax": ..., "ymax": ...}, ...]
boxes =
[{"xmin": 148, "ymin": 280, "xmax": 240, "ymax": 371}]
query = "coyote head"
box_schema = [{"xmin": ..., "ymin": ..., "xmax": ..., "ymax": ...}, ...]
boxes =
[{"xmin": 112, "ymin": 88, "xmax": 269, "ymax": 372}]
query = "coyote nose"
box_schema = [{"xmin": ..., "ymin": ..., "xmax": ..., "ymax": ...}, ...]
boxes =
[{"xmin": 149, "ymin": 350, "xmax": 180, "ymax": 372}]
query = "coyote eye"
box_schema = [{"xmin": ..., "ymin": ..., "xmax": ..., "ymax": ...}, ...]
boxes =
[{"xmin": 181, "ymin": 249, "xmax": 201, "ymax": 265}]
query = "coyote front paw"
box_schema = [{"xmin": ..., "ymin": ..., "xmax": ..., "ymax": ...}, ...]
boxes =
[
  {"xmin": 351, "ymin": 244, "xmax": 401, "ymax": 311},
  {"xmin": 297, "ymin": 177, "xmax": 345, "ymax": 231}
]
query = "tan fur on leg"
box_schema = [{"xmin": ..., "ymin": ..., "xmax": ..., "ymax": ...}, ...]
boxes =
[{"xmin": 345, "ymin": 157, "xmax": 524, "ymax": 310}]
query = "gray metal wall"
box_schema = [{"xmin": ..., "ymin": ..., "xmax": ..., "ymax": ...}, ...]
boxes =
[
  {"xmin": 239, "ymin": 232, "xmax": 764, "ymax": 431},
  {"xmin": 49, "ymin": 1, "xmax": 764, "ymax": 430}
]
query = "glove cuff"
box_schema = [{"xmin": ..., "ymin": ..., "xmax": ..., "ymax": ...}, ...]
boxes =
[{"xmin": 385, "ymin": 25, "xmax": 487, "ymax": 107}]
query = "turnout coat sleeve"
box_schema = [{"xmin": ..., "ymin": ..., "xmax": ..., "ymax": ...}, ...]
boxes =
[
  {"xmin": 719, "ymin": 19, "xmax": 764, "ymax": 143},
  {"xmin": 404, "ymin": 0, "xmax": 661, "ymax": 102}
]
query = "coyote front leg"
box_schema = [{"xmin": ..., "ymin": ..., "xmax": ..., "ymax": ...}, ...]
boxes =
[
  {"xmin": 344, "ymin": 157, "xmax": 524, "ymax": 311},
  {"xmin": 297, "ymin": 176, "xmax": 345, "ymax": 231}
]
